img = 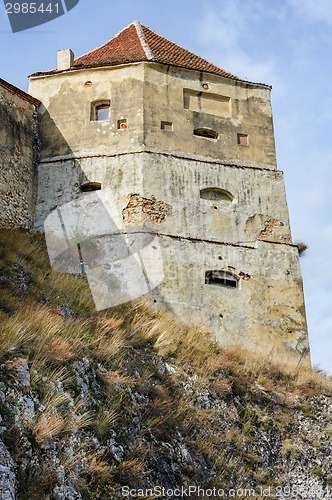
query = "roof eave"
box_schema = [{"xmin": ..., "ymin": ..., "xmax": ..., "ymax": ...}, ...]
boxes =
[
  {"xmin": 0, "ymin": 78, "xmax": 41, "ymax": 106},
  {"xmin": 29, "ymin": 60, "xmax": 271, "ymax": 89}
]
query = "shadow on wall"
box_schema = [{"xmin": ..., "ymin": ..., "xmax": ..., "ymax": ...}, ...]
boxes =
[
  {"xmin": 38, "ymin": 106, "xmax": 74, "ymax": 159},
  {"xmin": 40, "ymin": 110, "xmax": 167, "ymax": 312}
]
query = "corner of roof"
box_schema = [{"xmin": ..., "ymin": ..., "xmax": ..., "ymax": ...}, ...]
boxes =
[
  {"xmin": 73, "ymin": 20, "xmax": 138, "ymax": 63},
  {"xmin": 133, "ymin": 20, "xmax": 155, "ymax": 61},
  {"xmin": 0, "ymin": 77, "xmax": 41, "ymax": 107}
]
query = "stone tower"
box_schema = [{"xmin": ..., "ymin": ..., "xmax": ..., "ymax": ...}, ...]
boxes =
[{"xmin": 28, "ymin": 21, "xmax": 310, "ymax": 365}]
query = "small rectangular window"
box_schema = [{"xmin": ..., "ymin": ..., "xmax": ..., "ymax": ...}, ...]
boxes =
[
  {"xmin": 96, "ymin": 105, "xmax": 110, "ymax": 121},
  {"xmin": 91, "ymin": 101, "xmax": 110, "ymax": 121},
  {"xmin": 237, "ymin": 133, "xmax": 249, "ymax": 146},
  {"xmin": 161, "ymin": 121, "xmax": 173, "ymax": 131},
  {"xmin": 117, "ymin": 119, "xmax": 127, "ymax": 129}
]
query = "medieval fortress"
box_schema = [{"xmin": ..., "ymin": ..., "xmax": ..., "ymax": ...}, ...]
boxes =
[{"xmin": 0, "ymin": 21, "xmax": 310, "ymax": 365}]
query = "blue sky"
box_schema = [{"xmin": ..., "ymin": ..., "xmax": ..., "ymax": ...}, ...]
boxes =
[{"xmin": 1, "ymin": 0, "xmax": 331, "ymax": 373}]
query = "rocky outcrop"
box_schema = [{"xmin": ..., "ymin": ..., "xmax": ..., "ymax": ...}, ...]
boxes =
[
  {"xmin": 0, "ymin": 230, "xmax": 331, "ymax": 499},
  {"xmin": 0, "ymin": 441, "xmax": 16, "ymax": 500},
  {"xmin": 0, "ymin": 349, "xmax": 331, "ymax": 499}
]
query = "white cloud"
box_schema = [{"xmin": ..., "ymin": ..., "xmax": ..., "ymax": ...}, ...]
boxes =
[{"xmin": 196, "ymin": 1, "xmax": 284, "ymax": 91}]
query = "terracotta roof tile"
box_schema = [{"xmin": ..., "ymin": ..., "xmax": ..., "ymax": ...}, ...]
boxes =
[
  {"xmin": 30, "ymin": 21, "xmax": 269, "ymax": 87},
  {"xmin": 0, "ymin": 78, "xmax": 40, "ymax": 106}
]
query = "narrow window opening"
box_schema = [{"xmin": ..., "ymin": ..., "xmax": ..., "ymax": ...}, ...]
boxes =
[
  {"xmin": 80, "ymin": 182, "xmax": 102, "ymax": 192},
  {"xmin": 161, "ymin": 121, "xmax": 173, "ymax": 131},
  {"xmin": 91, "ymin": 101, "xmax": 110, "ymax": 121},
  {"xmin": 237, "ymin": 133, "xmax": 249, "ymax": 146},
  {"xmin": 118, "ymin": 119, "xmax": 127, "ymax": 129},
  {"xmin": 205, "ymin": 270, "xmax": 238, "ymax": 289},
  {"xmin": 194, "ymin": 128, "xmax": 218, "ymax": 140},
  {"xmin": 200, "ymin": 188, "xmax": 234, "ymax": 202}
]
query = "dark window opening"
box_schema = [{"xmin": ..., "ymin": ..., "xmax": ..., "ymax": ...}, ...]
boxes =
[
  {"xmin": 80, "ymin": 181, "xmax": 102, "ymax": 192},
  {"xmin": 205, "ymin": 270, "xmax": 238, "ymax": 289},
  {"xmin": 200, "ymin": 187, "xmax": 234, "ymax": 202},
  {"xmin": 193, "ymin": 128, "xmax": 218, "ymax": 139},
  {"xmin": 161, "ymin": 121, "xmax": 173, "ymax": 131}
]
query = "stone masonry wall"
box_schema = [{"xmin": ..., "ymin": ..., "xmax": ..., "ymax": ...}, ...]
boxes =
[{"xmin": 0, "ymin": 84, "xmax": 39, "ymax": 229}]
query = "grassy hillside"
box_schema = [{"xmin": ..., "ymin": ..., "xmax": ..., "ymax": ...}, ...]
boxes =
[{"xmin": 0, "ymin": 230, "xmax": 331, "ymax": 499}]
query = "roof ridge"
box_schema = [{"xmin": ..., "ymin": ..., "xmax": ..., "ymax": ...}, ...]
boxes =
[{"xmin": 133, "ymin": 21, "xmax": 155, "ymax": 61}]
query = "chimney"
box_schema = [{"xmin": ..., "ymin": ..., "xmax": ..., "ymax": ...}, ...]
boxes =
[{"xmin": 57, "ymin": 49, "xmax": 74, "ymax": 71}]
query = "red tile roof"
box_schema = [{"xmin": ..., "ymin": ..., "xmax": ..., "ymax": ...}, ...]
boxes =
[
  {"xmin": 0, "ymin": 78, "xmax": 40, "ymax": 106},
  {"xmin": 30, "ymin": 21, "xmax": 269, "ymax": 87},
  {"xmin": 73, "ymin": 21, "xmax": 239, "ymax": 81}
]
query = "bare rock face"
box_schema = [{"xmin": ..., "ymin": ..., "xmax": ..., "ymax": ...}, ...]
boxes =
[
  {"xmin": 5, "ymin": 359, "xmax": 30, "ymax": 388},
  {"xmin": 0, "ymin": 441, "xmax": 16, "ymax": 500},
  {"xmin": 0, "ymin": 342, "xmax": 331, "ymax": 500}
]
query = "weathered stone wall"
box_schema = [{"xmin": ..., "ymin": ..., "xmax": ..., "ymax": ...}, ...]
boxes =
[
  {"xmin": 34, "ymin": 152, "xmax": 291, "ymax": 244},
  {"xmin": 0, "ymin": 85, "xmax": 39, "ymax": 229},
  {"xmin": 28, "ymin": 62, "xmax": 308, "ymax": 365},
  {"xmin": 34, "ymin": 152, "xmax": 309, "ymax": 365},
  {"xmin": 154, "ymin": 237, "xmax": 309, "ymax": 366},
  {"xmin": 29, "ymin": 64, "xmax": 145, "ymax": 160},
  {"xmin": 29, "ymin": 62, "xmax": 276, "ymax": 169}
]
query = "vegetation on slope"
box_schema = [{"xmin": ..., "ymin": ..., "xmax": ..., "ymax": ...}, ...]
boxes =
[{"xmin": 0, "ymin": 230, "xmax": 331, "ymax": 499}]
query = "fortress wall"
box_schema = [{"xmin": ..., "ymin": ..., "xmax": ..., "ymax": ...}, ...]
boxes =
[
  {"xmin": 154, "ymin": 237, "xmax": 309, "ymax": 366},
  {"xmin": 35, "ymin": 152, "xmax": 291, "ymax": 244},
  {"xmin": 0, "ymin": 86, "xmax": 39, "ymax": 229},
  {"xmin": 29, "ymin": 63, "xmax": 276, "ymax": 168},
  {"xmin": 29, "ymin": 60, "xmax": 308, "ymax": 366}
]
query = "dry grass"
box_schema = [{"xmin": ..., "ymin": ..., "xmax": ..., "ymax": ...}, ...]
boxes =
[
  {"xmin": 125, "ymin": 302, "xmax": 332, "ymax": 402},
  {"xmin": 96, "ymin": 368, "xmax": 133, "ymax": 391},
  {"xmin": 295, "ymin": 241, "xmax": 309, "ymax": 256},
  {"xmin": 33, "ymin": 411, "xmax": 65, "ymax": 443},
  {"xmin": 93, "ymin": 406, "xmax": 119, "ymax": 438},
  {"xmin": 60, "ymin": 443, "xmax": 111, "ymax": 487},
  {"xmin": 113, "ymin": 457, "xmax": 146, "ymax": 483},
  {"xmin": 0, "ymin": 304, "xmax": 84, "ymax": 362},
  {"xmin": 90, "ymin": 316, "xmax": 127, "ymax": 362},
  {"xmin": 2, "ymin": 229, "xmax": 330, "ymax": 399}
]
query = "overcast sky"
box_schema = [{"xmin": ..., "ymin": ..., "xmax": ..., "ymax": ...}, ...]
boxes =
[{"xmin": 1, "ymin": 0, "xmax": 331, "ymax": 374}]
